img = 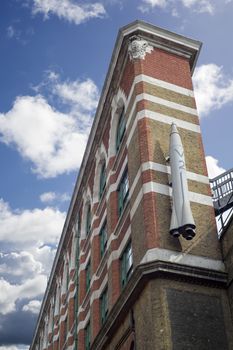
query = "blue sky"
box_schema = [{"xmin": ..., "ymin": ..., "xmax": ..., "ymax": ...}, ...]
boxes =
[{"xmin": 0, "ymin": 0, "xmax": 233, "ymax": 348}]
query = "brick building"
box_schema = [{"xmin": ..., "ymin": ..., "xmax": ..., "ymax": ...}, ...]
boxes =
[{"xmin": 30, "ymin": 21, "xmax": 233, "ymax": 350}]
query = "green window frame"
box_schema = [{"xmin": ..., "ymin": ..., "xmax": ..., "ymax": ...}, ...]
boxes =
[
  {"xmin": 86, "ymin": 204, "xmax": 91, "ymax": 236},
  {"xmin": 121, "ymin": 242, "xmax": 133, "ymax": 288},
  {"xmin": 116, "ymin": 107, "xmax": 126, "ymax": 152},
  {"xmin": 76, "ymin": 216, "xmax": 81, "ymax": 261},
  {"xmin": 86, "ymin": 260, "xmax": 91, "ymax": 292},
  {"xmin": 100, "ymin": 221, "xmax": 107, "ymax": 258},
  {"xmin": 85, "ymin": 322, "xmax": 91, "ymax": 350},
  {"xmin": 118, "ymin": 169, "xmax": 129, "ymax": 216},
  {"xmin": 100, "ymin": 288, "xmax": 108, "ymax": 325},
  {"xmin": 99, "ymin": 161, "xmax": 107, "ymax": 199},
  {"xmin": 66, "ymin": 262, "xmax": 69, "ymax": 293}
]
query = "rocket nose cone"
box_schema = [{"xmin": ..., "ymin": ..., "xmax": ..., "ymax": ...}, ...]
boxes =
[{"xmin": 170, "ymin": 123, "xmax": 178, "ymax": 135}]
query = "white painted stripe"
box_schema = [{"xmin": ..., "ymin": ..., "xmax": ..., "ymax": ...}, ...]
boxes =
[
  {"xmin": 130, "ymin": 190, "xmax": 143, "ymax": 219},
  {"xmin": 142, "ymin": 161, "xmax": 209, "ymax": 184},
  {"xmin": 77, "ymin": 311, "xmax": 90, "ymax": 332},
  {"xmin": 140, "ymin": 247, "xmax": 225, "ymax": 272},
  {"xmin": 126, "ymin": 114, "xmax": 138, "ymax": 147},
  {"xmin": 106, "ymin": 156, "xmax": 128, "ymax": 201},
  {"xmin": 60, "ymin": 309, "xmax": 68, "ymax": 323},
  {"xmin": 68, "ymin": 288, "xmax": 76, "ymax": 301},
  {"xmin": 143, "ymin": 182, "xmax": 213, "ymax": 206},
  {"xmin": 91, "ymin": 210, "xmax": 107, "ymax": 240},
  {"xmin": 79, "ymin": 250, "xmax": 91, "ymax": 273},
  {"xmin": 90, "ymin": 275, "xmax": 108, "ymax": 305},
  {"xmin": 126, "ymin": 108, "xmax": 200, "ymax": 147},
  {"xmin": 139, "ymin": 93, "xmax": 197, "ymax": 116},
  {"xmin": 79, "ymin": 163, "xmax": 210, "ymax": 268},
  {"xmin": 53, "ymin": 333, "xmax": 59, "ymax": 342},
  {"xmin": 138, "ymin": 109, "xmax": 200, "ymax": 133},
  {"xmin": 133, "ymin": 74, "xmax": 194, "ymax": 98},
  {"xmin": 107, "ymin": 227, "xmax": 131, "ymax": 268},
  {"xmin": 67, "ymin": 345, "xmax": 74, "ymax": 350},
  {"xmin": 129, "ymin": 167, "xmax": 141, "ymax": 198}
]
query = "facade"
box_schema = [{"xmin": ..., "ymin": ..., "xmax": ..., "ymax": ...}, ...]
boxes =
[{"xmin": 30, "ymin": 21, "xmax": 233, "ymax": 350}]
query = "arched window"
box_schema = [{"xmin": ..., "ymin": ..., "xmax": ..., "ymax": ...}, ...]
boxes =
[
  {"xmin": 86, "ymin": 203, "xmax": 91, "ymax": 236},
  {"xmin": 99, "ymin": 161, "xmax": 106, "ymax": 199},
  {"xmin": 116, "ymin": 106, "xmax": 126, "ymax": 152},
  {"xmin": 80, "ymin": 188, "xmax": 92, "ymax": 239}
]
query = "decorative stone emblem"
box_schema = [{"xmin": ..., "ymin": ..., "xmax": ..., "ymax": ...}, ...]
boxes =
[{"xmin": 128, "ymin": 36, "xmax": 153, "ymax": 61}]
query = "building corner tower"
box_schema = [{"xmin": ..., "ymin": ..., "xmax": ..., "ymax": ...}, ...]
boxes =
[{"xmin": 30, "ymin": 21, "xmax": 233, "ymax": 350}]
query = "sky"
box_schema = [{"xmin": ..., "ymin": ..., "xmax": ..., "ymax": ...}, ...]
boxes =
[{"xmin": 0, "ymin": 0, "xmax": 233, "ymax": 348}]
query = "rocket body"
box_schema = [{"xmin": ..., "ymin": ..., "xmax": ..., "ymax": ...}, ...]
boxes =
[{"xmin": 169, "ymin": 123, "xmax": 196, "ymax": 240}]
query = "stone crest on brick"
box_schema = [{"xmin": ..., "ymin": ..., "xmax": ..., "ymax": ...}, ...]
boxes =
[{"xmin": 128, "ymin": 36, "xmax": 153, "ymax": 61}]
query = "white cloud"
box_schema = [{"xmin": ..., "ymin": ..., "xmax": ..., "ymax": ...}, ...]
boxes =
[
  {"xmin": 205, "ymin": 156, "xmax": 225, "ymax": 179},
  {"xmin": 139, "ymin": 0, "xmax": 167, "ymax": 8},
  {"xmin": 138, "ymin": 0, "xmax": 219, "ymax": 14},
  {"xmin": 40, "ymin": 191, "xmax": 70, "ymax": 203},
  {"xmin": 193, "ymin": 64, "xmax": 233, "ymax": 117},
  {"xmin": 32, "ymin": 0, "xmax": 106, "ymax": 25},
  {"xmin": 138, "ymin": 0, "xmax": 168, "ymax": 12},
  {"xmin": 29, "ymin": 245, "xmax": 57, "ymax": 276},
  {"xmin": 0, "ymin": 198, "xmax": 65, "ymax": 246},
  {"xmin": 6, "ymin": 24, "xmax": 34, "ymax": 45},
  {"xmin": 54, "ymin": 78, "xmax": 99, "ymax": 130},
  {"xmin": 0, "ymin": 251, "xmax": 42, "ymax": 278},
  {"xmin": 40, "ymin": 191, "xmax": 56, "ymax": 203},
  {"xmin": 0, "ymin": 198, "xmax": 64, "ymax": 316},
  {"xmin": 0, "ymin": 76, "xmax": 99, "ymax": 178},
  {"xmin": 181, "ymin": 0, "xmax": 214, "ymax": 14},
  {"xmin": 0, "ymin": 275, "xmax": 47, "ymax": 315},
  {"xmin": 6, "ymin": 26, "xmax": 16, "ymax": 39},
  {"xmin": 22, "ymin": 300, "xmax": 41, "ymax": 314},
  {"xmin": 0, "ymin": 347, "xmax": 29, "ymax": 350},
  {"xmin": 55, "ymin": 78, "xmax": 99, "ymax": 111}
]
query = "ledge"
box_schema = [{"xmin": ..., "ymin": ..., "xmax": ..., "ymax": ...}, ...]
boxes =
[{"xmin": 91, "ymin": 259, "xmax": 227, "ymax": 349}]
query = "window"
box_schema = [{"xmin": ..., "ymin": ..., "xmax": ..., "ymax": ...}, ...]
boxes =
[
  {"xmin": 86, "ymin": 260, "xmax": 91, "ymax": 292},
  {"xmin": 76, "ymin": 215, "xmax": 81, "ymax": 237},
  {"xmin": 86, "ymin": 204, "xmax": 91, "ymax": 236},
  {"xmin": 64, "ymin": 317, "xmax": 68, "ymax": 345},
  {"xmin": 76, "ymin": 217, "xmax": 81, "ymax": 261},
  {"xmin": 84, "ymin": 322, "xmax": 91, "ymax": 350},
  {"xmin": 100, "ymin": 221, "xmax": 107, "ymax": 258},
  {"xmin": 130, "ymin": 341, "xmax": 135, "ymax": 350},
  {"xmin": 121, "ymin": 242, "xmax": 133, "ymax": 288},
  {"xmin": 66, "ymin": 262, "xmax": 69, "ymax": 293},
  {"xmin": 99, "ymin": 161, "xmax": 107, "ymax": 199},
  {"xmin": 100, "ymin": 288, "xmax": 108, "ymax": 325},
  {"xmin": 116, "ymin": 107, "xmax": 126, "ymax": 152},
  {"xmin": 118, "ymin": 169, "xmax": 129, "ymax": 216}
]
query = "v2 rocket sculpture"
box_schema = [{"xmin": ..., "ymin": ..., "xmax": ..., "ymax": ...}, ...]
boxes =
[{"xmin": 169, "ymin": 123, "xmax": 196, "ymax": 240}]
